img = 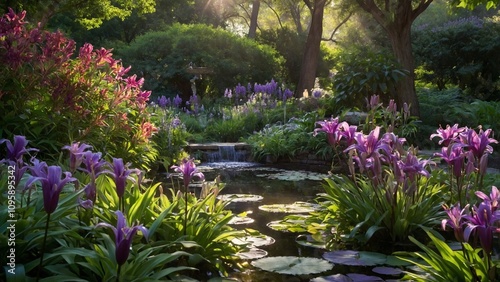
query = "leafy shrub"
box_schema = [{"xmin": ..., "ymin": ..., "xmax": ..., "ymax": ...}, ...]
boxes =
[
  {"xmin": 413, "ymin": 16, "xmax": 500, "ymax": 100},
  {"xmin": 114, "ymin": 24, "xmax": 284, "ymax": 100},
  {"xmin": 328, "ymin": 48, "xmax": 408, "ymax": 109},
  {"xmin": 0, "ymin": 9, "xmax": 157, "ymax": 169}
]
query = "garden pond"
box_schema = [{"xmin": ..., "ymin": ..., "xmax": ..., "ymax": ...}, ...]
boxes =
[{"xmin": 182, "ymin": 161, "xmax": 409, "ymax": 282}]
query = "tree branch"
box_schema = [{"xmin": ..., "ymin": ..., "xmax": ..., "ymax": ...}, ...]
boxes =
[{"xmin": 322, "ymin": 11, "xmax": 353, "ymax": 42}]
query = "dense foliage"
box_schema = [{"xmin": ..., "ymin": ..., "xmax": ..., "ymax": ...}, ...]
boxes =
[
  {"xmin": 114, "ymin": 24, "xmax": 284, "ymax": 101},
  {"xmin": 0, "ymin": 9, "xmax": 157, "ymax": 169},
  {"xmin": 413, "ymin": 16, "xmax": 500, "ymax": 100}
]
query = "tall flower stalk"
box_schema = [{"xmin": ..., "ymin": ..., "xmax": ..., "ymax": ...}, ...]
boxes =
[
  {"xmin": 171, "ymin": 158, "xmax": 204, "ymax": 236},
  {"xmin": 97, "ymin": 210, "xmax": 148, "ymax": 282},
  {"xmin": 26, "ymin": 165, "xmax": 76, "ymax": 281}
]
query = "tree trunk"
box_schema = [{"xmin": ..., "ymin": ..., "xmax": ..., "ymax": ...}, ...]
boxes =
[
  {"xmin": 248, "ymin": 0, "xmax": 260, "ymax": 38},
  {"xmin": 387, "ymin": 24, "xmax": 420, "ymax": 117},
  {"xmin": 296, "ymin": 0, "xmax": 325, "ymax": 97}
]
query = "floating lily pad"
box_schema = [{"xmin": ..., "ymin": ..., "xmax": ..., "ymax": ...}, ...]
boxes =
[
  {"xmin": 267, "ymin": 215, "xmax": 311, "ymax": 232},
  {"xmin": 232, "ymin": 235, "xmax": 275, "ymax": 247},
  {"xmin": 295, "ymin": 234, "xmax": 326, "ymax": 249},
  {"xmin": 311, "ymin": 273, "xmax": 384, "ymax": 282},
  {"xmin": 228, "ymin": 216, "xmax": 254, "ymax": 225},
  {"xmin": 236, "ymin": 248, "xmax": 268, "ymax": 260},
  {"xmin": 256, "ymin": 170, "xmax": 327, "ymax": 181},
  {"xmin": 258, "ymin": 201, "xmax": 321, "ymax": 213},
  {"xmin": 251, "ymin": 256, "xmax": 333, "ymax": 275},
  {"xmin": 372, "ymin": 266, "xmax": 404, "ymax": 276},
  {"xmin": 217, "ymin": 194, "xmax": 263, "ymax": 202},
  {"xmin": 322, "ymin": 250, "xmax": 387, "ymax": 266}
]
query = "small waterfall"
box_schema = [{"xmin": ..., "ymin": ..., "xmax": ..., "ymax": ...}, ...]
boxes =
[{"xmin": 205, "ymin": 145, "xmax": 249, "ymax": 162}]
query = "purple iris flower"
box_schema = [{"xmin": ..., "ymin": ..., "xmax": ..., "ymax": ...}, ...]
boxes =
[
  {"xmin": 0, "ymin": 135, "xmax": 38, "ymax": 163},
  {"xmin": 171, "ymin": 158, "xmax": 205, "ymax": 189},
  {"xmin": 108, "ymin": 158, "xmax": 140, "ymax": 199},
  {"xmin": 442, "ymin": 204, "xmax": 469, "ymax": 242},
  {"xmin": 461, "ymin": 128, "xmax": 498, "ymax": 160},
  {"xmin": 173, "ymin": 94, "xmax": 183, "ymax": 108},
  {"xmin": 283, "ymin": 88, "xmax": 294, "ymax": 101},
  {"xmin": 430, "ymin": 124, "xmax": 466, "ymax": 147},
  {"xmin": 96, "ymin": 210, "xmax": 148, "ymax": 266},
  {"xmin": 157, "ymin": 95, "xmax": 169, "ymax": 108},
  {"xmin": 464, "ymin": 202, "xmax": 500, "ymax": 255},
  {"xmin": 235, "ymin": 83, "xmax": 246, "ymax": 98},
  {"xmin": 26, "ymin": 165, "xmax": 76, "ymax": 214},
  {"xmin": 62, "ymin": 142, "xmax": 92, "ymax": 172},
  {"xmin": 313, "ymin": 117, "xmax": 349, "ymax": 147},
  {"xmin": 312, "ymin": 89, "xmax": 322, "ymax": 98},
  {"xmin": 80, "ymin": 151, "xmax": 107, "ymax": 178}
]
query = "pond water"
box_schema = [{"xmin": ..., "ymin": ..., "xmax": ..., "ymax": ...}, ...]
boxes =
[{"xmin": 196, "ymin": 162, "xmax": 401, "ymax": 282}]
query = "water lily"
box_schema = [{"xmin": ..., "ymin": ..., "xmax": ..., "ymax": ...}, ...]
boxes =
[{"xmin": 96, "ymin": 210, "xmax": 148, "ymax": 267}]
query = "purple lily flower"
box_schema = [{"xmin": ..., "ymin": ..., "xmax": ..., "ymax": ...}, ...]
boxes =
[
  {"xmin": 108, "ymin": 158, "xmax": 140, "ymax": 199},
  {"xmin": 476, "ymin": 186, "xmax": 500, "ymax": 211},
  {"xmin": 171, "ymin": 158, "xmax": 205, "ymax": 189},
  {"xmin": 344, "ymin": 127, "xmax": 393, "ymax": 180},
  {"xmin": 434, "ymin": 143, "xmax": 465, "ymax": 178},
  {"xmin": 62, "ymin": 142, "xmax": 92, "ymax": 172},
  {"xmin": 96, "ymin": 210, "xmax": 148, "ymax": 266},
  {"xmin": 442, "ymin": 204, "xmax": 469, "ymax": 242},
  {"xmin": 366, "ymin": 94, "xmax": 380, "ymax": 110},
  {"xmin": 313, "ymin": 117, "xmax": 349, "ymax": 147},
  {"xmin": 399, "ymin": 151, "xmax": 433, "ymax": 179},
  {"xmin": 430, "ymin": 124, "xmax": 466, "ymax": 147},
  {"xmin": 26, "ymin": 165, "xmax": 76, "ymax": 214},
  {"xmin": 463, "ymin": 202, "xmax": 500, "ymax": 255},
  {"xmin": 0, "ymin": 135, "xmax": 38, "ymax": 163},
  {"xmin": 461, "ymin": 128, "xmax": 498, "ymax": 159},
  {"xmin": 340, "ymin": 125, "xmax": 358, "ymax": 147}
]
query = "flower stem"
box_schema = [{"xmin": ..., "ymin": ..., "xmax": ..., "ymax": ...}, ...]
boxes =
[
  {"xmin": 36, "ymin": 213, "xmax": 51, "ymax": 281},
  {"xmin": 117, "ymin": 264, "xmax": 122, "ymax": 282}
]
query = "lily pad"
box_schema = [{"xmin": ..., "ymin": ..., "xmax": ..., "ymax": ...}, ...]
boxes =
[
  {"xmin": 228, "ymin": 216, "xmax": 255, "ymax": 225},
  {"xmin": 258, "ymin": 201, "xmax": 321, "ymax": 213},
  {"xmin": 266, "ymin": 215, "xmax": 311, "ymax": 232},
  {"xmin": 236, "ymin": 248, "xmax": 268, "ymax": 260},
  {"xmin": 322, "ymin": 250, "xmax": 387, "ymax": 266},
  {"xmin": 295, "ymin": 234, "xmax": 326, "ymax": 249},
  {"xmin": 256, "ymin": 170, "xmax": 327, "ymax": 181},
  {"xmin": 372, "ymin": 266, "xmax": 404, "ymax": 276},
  {"xmin": 217, "ymin": 194, "xmax": 263, "ymax": 202},
  {"xmin": 251, "ymin": 256, "xmax": 333, "ymax": 275},
  {"xmin": 232, "ymin": 235, "xmax": 275, "ymax": 247},
  {"xmin": 311, "ymin": 273, "xmax": 384, "ymax": 282}
]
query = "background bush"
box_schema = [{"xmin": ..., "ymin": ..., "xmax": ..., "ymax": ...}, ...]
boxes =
[
  {"xmin": 413, "ymin": 16, "xmax": 500, "ymax": 101},
  {"xmin": 114, "ymin": 24, "xmax": 285, "ymax": 102}
]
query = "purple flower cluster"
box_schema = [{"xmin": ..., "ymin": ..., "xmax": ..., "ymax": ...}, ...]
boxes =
[
  {"xmin": 442, "ymin": 186, "xmax": 500, "ymax": 260},
  {"xmin": 432, "ymin": 124, "xmax": 498, "ymax": 179},
  {"xmin": 314, "ymin": 116, "xmax": 433, "ymax": 189}
]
